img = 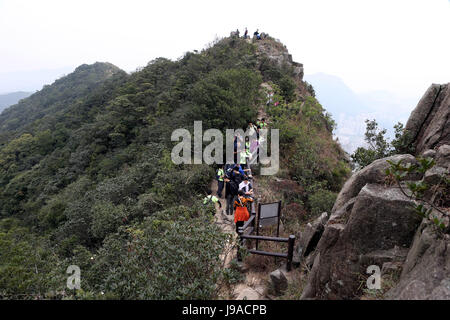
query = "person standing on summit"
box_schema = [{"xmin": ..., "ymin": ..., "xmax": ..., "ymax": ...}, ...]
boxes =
[
  {"xmin": 254, "ymin": 29, "xmax": 261, "ymax": 40},
  {"xmin": 244, "ymin": 27, "xmax": 248, "ymax": 39}
]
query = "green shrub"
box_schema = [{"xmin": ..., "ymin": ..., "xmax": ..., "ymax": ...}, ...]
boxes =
[
  {"xmin": 89, "ymin": 204, "xmax": 227, "ymax": 299},
  {"xmin": 308, "ymin": 189, "xmax": 337, "ymax": 216}
]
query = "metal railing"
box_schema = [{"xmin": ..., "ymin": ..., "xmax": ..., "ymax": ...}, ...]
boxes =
[{"xmin": 237, "ymin": 212, "xmax": 296, "ymax": 271}]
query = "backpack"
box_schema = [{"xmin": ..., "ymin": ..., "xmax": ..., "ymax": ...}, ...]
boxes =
[{"xmin": 228, "ymin": 180, "xmax": 238, "ymax": 195}]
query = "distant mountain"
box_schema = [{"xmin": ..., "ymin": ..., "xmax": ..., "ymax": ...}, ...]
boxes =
[
  {"xmin": 0, "ymin": 66, "xmax": 75, "ymax": 95},
  {"xmin": 304, "ymin": 73, "xmax": 368, "ymax": 116},
  {"xmin": 305, "ymin": 73, "xmax": 420, "ymax": 153},
  {"xmin": 0, "ymin": 62, "xmax": 125, "ymax": 139},
  {"xmin": 0, "ymin": 91, "xmax": 32, "ymax": 113}
]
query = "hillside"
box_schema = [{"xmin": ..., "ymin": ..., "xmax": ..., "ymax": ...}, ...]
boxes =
[{"xmin": 0, "ymin": 35, "xmax": 349, "ymax": 299}]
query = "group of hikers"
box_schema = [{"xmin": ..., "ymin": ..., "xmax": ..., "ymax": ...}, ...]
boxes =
[
  {"xmin": 231, "ymin": 28, "xmax": 267, "ymax": 41},
  {"xmin": 203, "ymin": 119, "xmax": 269, "ymax": 233}
]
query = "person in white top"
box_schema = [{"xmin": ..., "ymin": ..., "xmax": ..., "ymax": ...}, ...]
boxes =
[{"xmin": 239, "ymin": 177, "xmax": 253, "ymax": 197}]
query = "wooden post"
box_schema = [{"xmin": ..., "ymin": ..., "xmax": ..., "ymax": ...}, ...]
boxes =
[{"xmin": 286, "ymin": 235, "xmax": 295, "ymax": 271}]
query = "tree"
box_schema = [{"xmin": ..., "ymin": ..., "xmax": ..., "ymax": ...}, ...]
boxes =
[{"xmin": 351, "ymin": 119, "xmax": 405, "ymax": 169}]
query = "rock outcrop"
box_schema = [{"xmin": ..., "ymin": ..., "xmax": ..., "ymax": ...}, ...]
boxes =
[
  {"xmin": 405, "ymin": 83, "xmax": 450, "ymax": 155},
  {"xmin": 300, "ymin": 83, "xmax": 450, "ymax": 300},
  {"xmin": 255, "ymin": 37, "xmax": 304, "ymax": 82},
  {"xmin": 301, "ymin": 183, "xmax": 422, "ymax": 299},
  {"xmin": 385, "ymin": 220, "xmax": 450, "ymax": 300}
]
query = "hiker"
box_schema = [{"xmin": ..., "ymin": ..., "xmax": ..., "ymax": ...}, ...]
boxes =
[
  {"xmin": 216, "ymin": 165, "xmax": 225, "ymax": 198},
  {"xmin": 257, "ymin": 118, "xmax": 268, "ymax": 129},
  {"xmin": 244, "ymin": 27, "xmax": 248, "ymax": 39},
  {"xmin": 233, "ymin": 134, "xmax": 240, "ymax": 164},
  {"xmin": 250, "ymin": 136, "xmax": 259, "ymax": 157},
  {"xmin": 248, "ymin": 121, "xmax": 257, "ymax": 137},
  {"xmin": 231, "ymin": 166, "xmax": 244, "ymax": 185},
  {"xmin": 236, "ymin": 29, "xmax": 240, "ymax": 38},
  {"xmin": 234, "ymin": 190, "xmax": 254, "ymax": 234},
  {"xmin": 225, "ymin": 177, "xmax": 239, "ymax": 215},
  {"xmin": 239, "ymin": 177, "xmax": 253, "ymax": 198},
  {"xmin": 266, "ymin": 92, "xmax": 274, "ymax": 106},
  {"xmin": 239, "ymin": 138, "xmax": 252, "ymax": 169},
  {"xmin": 254, "ymin": 29, "xmax": 261, "ymax": 40},
  {"xmin": 225, "ymin": 163, "xmax": 234, "ymax": 178},
  {"xmin": 203, "ymin": 189, "xmax": 222, "ymax": 214},
  {"xmin": 235, "ymin": 163, "xmax": 250, "ymax": 176}
]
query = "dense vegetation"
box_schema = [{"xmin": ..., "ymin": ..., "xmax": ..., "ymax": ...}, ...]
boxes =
[
  {"xmin": 0, "ymin": 36, "xmax": 349, "ymax": 299},
  {"xmin": 264, "ymin": 84, "xmax": 350, "ymax": 217}
]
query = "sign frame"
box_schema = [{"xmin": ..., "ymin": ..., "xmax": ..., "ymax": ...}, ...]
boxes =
[{"xmin": 256, "ymin": 200, "xmax": 282, "ymax": 249}]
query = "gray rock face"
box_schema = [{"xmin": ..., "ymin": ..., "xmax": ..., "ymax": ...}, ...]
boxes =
[
  {"xmin": 294, "ymin": 212, "xmax": 328, "ymax": 268},
  {"xmin": 300, "ymin": 212, "xmax": 328, "ymax": 257},
  {"xmin": 405, "ymin": 83, "xmax": 450, "ymax": 155},
  {"xmin": 423, "ymin": 166, "xmax": 447, "ymax": 185},
  {"xmin": 436, "ymin": 144, "xmax": 450, "ymax": 169},
  {"xmin": 386, "ymin": 222, "xmax": 450, "ymax": 300},
  {"xmin": 299, "ymin": 83, "xmax": 449, "ymax": 300},
  {"xmin": 301, "ymin": 184, "xmax": 421, "ymax": 299},
  {"xmin": 331, "ymin": 154, "xmax": 420, "ymax": 214},
  {"xmin": 255, "ymin": 40, "xmax": 304, "ymax": 82},
  {"xmin": 421, "ymin": 149, "xmax": 436, "ymax": 159}
]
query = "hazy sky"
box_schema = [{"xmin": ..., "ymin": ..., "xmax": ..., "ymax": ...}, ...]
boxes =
[{"xmin": 0, "ymin": 0, "xmax": 449, "ymax": 96}]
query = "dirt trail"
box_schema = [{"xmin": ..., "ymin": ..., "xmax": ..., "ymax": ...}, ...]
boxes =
[
  {"xmin": 213, "ymin": 82, "xmax": 279, "ymax": 300},
  {"xmin": 211, "ymin": 179, "xmax": 267, "ymax": 300}
]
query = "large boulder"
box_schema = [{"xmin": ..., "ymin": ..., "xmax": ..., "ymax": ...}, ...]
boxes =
[
  {"xmin": 331, "ymin": 154, "xmax": 420, "ymax": 214},
  {"xmin": 301, "ymin": 184, "xmax": 421, "ymax": 299},
  {"xmin": 405, "ymin": 83, "xmax": 450, "ymax": 155}
]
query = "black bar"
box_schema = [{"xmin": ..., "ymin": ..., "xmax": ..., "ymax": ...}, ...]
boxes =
[
  {"xmin": 240, "ymin": 234, "xmax": 289, "ymax": 242},
  {"xmin": 244, "ymin": 227, "xmax": 254, "ymax": 236},
  {"xmin": 276, "ymin": 200, "xmax": 281, "ymax": 238},
  {"xmin": 256, "ymin": 202, "xmax": 261, "ymax": 250},
  {"xmin": 249, "ymin": 249, "xmax": 288, "ymax": 258},
  {"xmin": 287, "ymin": 235, "xmax": 295, "ymax": 271},
  {"xmin": 237, "ymin": 227, "xmax": 244, "ymax": 262},
  {"xmin": 242, "ymin": 214, "xmax": 255, "ymax": 230}
]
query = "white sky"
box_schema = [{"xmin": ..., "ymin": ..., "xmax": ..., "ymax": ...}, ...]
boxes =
[{"xmin": 0, "ymin": 0, "xmax": 449, "ymax": 97}]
